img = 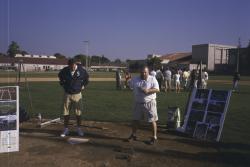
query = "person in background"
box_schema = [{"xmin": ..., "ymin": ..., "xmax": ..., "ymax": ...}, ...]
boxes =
[
  {"xmin": 124, "ymin": 71, "xmax": 132, "ymax": 89},
  {"xmin": 58, "ymin": 58, "xmax": 89, "ymax": 137},
  {"xmin": 164, "ymin": 67, "xmax": 172, "ymax": 92},
  {"xmin": 127, "ymin": 66, "xmax": 160, "ymax": 145},
  {"xmin": 174, "ymin": 70, "xmax": 181, "ymax": 93},
  {"xmin": 116, "ymin": 69, "xmax": 122, "ymax": 90},
  {"xmin": 232, "ymin": 71, "xmax": 240, "ymax": 92},
  {"xmin": 150, "ymin": 68, "xmax": 157, "ymax": 78},
  {"xmin": 189, "ymin": 69, "xmax": 198, "ymax": 90},
  {"xmin": 202, "ymin": 69, "xmax": 209, "ymax": 89},
  {"xmin": 156, "ymin": 68, "xmax": 164, "ymax": 91},
  {"xmin": 182, "ymin": 69, "xmax": 190, "ymax": 90}
]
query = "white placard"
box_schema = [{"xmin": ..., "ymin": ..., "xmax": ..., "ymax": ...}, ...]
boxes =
[{"xmin": 0, "ymin": 86, "xmax": 19, "ymax": 153}]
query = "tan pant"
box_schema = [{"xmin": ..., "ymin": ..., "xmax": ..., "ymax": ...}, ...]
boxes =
[
  {"xmin": 165, "ymin": 79, "xmax": 172, "ymax": 91},
  {"xmin": 63, "ymin": 92, "xmax": 82, "ymax": 116}
]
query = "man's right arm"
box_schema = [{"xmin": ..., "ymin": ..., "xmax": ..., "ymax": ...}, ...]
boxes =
[{"xmin": 58, "ymin": 69, "xmax": 65, "ymax": 86}]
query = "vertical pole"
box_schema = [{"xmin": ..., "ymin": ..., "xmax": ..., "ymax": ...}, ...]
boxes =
[
  {"xmin": 18, "ymin": 61, "xmax": 21, "ymax": 86},
  {"xmin": 84, "ymin": 41, "xmax": 89, "ymax": 70},
  {"xmin": 236, "ymin": 38, "xmax": 241, "ymax": 72}
]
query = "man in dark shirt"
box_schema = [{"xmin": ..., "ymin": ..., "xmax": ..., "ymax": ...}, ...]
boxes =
[
  {"xmin": 58, "ymin": 58, "xmax": 89, "ymax": 137},
  {"xmin": 233, "ymin": 71, "xmax": 240, "ymax": 92}
]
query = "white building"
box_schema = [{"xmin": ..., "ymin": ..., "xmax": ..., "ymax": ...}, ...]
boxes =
[
  {"xmin": 192, "ymin": 44, "xmax": 237, "ymax": 71},
  {"xmin": 0, "ymin": 54, "xmax": 67, "ymax": 71}
]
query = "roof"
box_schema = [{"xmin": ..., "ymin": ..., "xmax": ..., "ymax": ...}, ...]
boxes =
[
  {"xmin": 160, "ymin": 52, "xmax": 192, "ymax": 62},
  {"xmin": 0, "ymin": 57, "xmax": 68, "ymax": 65}
]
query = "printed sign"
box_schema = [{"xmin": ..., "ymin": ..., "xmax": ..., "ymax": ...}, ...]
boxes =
[
  {"xmin": 178, "ymin": 88, "xmax": 231, "ymax": 142},
  {"xmin": 0, "ymin": 86, "xmax": 19, "ymax": 153}
]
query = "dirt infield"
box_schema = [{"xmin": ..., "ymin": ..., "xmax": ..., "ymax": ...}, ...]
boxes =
[{"xmin": 1, "ymin": 120, "xmax": 249, "ymax": 167}]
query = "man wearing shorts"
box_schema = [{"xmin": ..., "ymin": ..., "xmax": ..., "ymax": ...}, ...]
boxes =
[
  {"xmin": 58, "ymin": 58, "xmax": 89, "ymax": 137},
  {"xmin": 127, "ymin": 66, "xmax": 160, "ymax": 145}
]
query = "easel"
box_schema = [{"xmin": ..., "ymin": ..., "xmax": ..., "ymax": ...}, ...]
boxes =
[
  {"xmin": 16, "ymin": 60, "xmax": 28, "ymax": 86},
  {"xmin": 15, "ymin": 60, "xmax": 62, "ymax": 127},
  {"xmin": 15, "ymin": 60, "xmax": 33, "ymax": 112}
]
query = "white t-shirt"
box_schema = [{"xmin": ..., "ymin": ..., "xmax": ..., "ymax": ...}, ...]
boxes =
[
  {"xmin": 164, "ymin": 70, "xmax": 172, "ymax": 80},
  {"xmin": 150, "ymin": 70, "xmax": 156, "ymax": 77},
  {"xmin": 175, "ymin": 74, "xmax": 180, "ymax": 82},
  {"xmin": 71, "ymin": 65, "xmax": 78, "ymax": 76},
  {"xmin": 130, "ymin": 75, "xmax": 159, "ymax": 103},
  {"xmin": 202, "ymin": 71, "xmax": 208, "ymax": 81}
]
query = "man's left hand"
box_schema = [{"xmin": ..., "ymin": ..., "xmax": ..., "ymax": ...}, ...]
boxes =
[{"xmin": 143, "ymin": 89, "xmax": 150, "ymax": 94}]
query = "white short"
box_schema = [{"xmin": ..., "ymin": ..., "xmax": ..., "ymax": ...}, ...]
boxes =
[{"xmin": 133, "ymin": 99, "xmax": 158, "ymax": 122}]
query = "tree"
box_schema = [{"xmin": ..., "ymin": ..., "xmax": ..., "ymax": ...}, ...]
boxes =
[
  {"xmin": 7, "ymin": 41, "xmax": 21, "ymax": 57},
  {"xmin": 114, "ymin": 58, "xmax": 122, "ymax": 65},
  {"xmin": 0, "ymin": 53, "xmax": 6, "ymax": 57},
  {"xmin": 54, "ymin": 53, "xmax": 66, "ymax": 59},
  {"xmin": 147, "ymin": 57, "xmax": 162, "ymax": 70},
  {"xmin": 128, "ymin": 60, "xmax": 146, "ymax": 72},
  {"xmin": 100, "ymin": 55, "xmax": 110, "ymax": 64},
  {"xmin": 74, "ymin": 54, "xmax": 87, "ymax": 66},
  {"xmin": 90, "ymin": 55, "xmax": 101, "ymax": 65}
]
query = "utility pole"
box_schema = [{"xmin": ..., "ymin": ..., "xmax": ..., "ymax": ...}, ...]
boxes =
[
  {"xmin": 237, "ymin": 38, "xmax": 241, "ymax": 72},
  {"xmin": 84, "ymin": 41, "xmax": 89, "ymax": 70}
]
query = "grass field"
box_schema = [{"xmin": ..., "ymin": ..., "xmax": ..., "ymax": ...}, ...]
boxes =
[
  {"xmin": 1, "ymin": 72, "xmax": 250, "ymax": 145},
  {"xmin": 0, "ymin": 71, "xmax": 116, "ymax": 78},
  {"xmin": 2, "ymin": 71, "xmax": 250, "ymax": 80},
  {"xmin": 2, "ymin": 77, "xmax": 246, "ymax": 144}
]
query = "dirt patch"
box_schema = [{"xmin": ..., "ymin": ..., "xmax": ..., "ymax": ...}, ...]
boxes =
[{"xmin": 0, "ymin": 120, "xmax": 249, "ymax": 167}]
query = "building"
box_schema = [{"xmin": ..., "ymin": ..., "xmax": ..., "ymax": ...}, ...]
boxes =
[
  {"xmin": 159, "ymin": 52, "xmax": 193, "ymax": 70},
  {"xmin": 0, "ymin": 54, "xmax": 67, "ymax": 71},
  {"xmin": 192, "ymin": 44, "xmax": 237, "ymax": 72},
  {"xmin": 90, "ymin": 65, "xmax": 127, "ymax": 72},
  {"xmin": 229, "ymin": 47, "xmax": 250, "ymax": 74}
]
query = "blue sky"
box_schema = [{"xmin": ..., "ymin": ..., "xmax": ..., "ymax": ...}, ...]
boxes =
[{"xmin": 0, "ymin": 0, "xmax": 249, "ymax": 60}]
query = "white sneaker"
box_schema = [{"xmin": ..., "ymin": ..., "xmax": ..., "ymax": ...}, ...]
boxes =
[{"xmin": 61, "ymin": 128, "xmax": 69, "ymax": 137}]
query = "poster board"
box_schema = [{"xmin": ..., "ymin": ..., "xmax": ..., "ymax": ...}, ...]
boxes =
[
  {"xmin": 0, "ymin": 86, "xmax": 19, "ymax": 153},
  {"xmin": 177, "ymin": 88, "xmax": 231, "ymax": 142}
]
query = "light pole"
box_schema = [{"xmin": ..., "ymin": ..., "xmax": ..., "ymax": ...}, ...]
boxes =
[
  {"xmin": 236, "ymin": 38, "xmax": 241, "ymax": 72},
  {"xmin": 84, "ymin": 41, "xmax": 89, "ymax": 70}
]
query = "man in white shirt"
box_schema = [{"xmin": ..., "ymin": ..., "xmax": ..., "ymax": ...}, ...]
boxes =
[
  {"xmin": 150, "ymin": 69, "xmax": 156, "ymax": 78},
  {"xmin": 164, "ymin": 67, "xmax": 172, "ymax": 92},
  {"xmin": 202, "ymin": 70, "xmax": 209, "ymax": 89},
  {"xmin": 127, "ymin": 66, "xmax": 160, "ymax": 145}
]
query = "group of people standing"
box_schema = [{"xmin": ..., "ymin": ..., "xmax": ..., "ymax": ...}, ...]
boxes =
[
  {"xmin": 150, "ymin": 67, "xmax": 209, "ymax": 93},
  {"xmin": 57, "ymin": 59, "xmax": 241, "ymax": 146},
  {"xmin": 58, "ymin": 61, "xmax": 159, "ymax": 144}
]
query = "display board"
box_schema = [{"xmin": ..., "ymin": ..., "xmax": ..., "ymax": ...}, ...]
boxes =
[
  {"xmin": 0, "ymin": 86, "xmax": 19, "ymax": 153},
  {"xmin": 177, "ymin": 88, "xmax": 231, "ymax": 142}
]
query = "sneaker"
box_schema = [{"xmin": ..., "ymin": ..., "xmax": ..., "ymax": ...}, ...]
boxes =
[
  {"xmin": 61, "ymin": 128, "xmax": 69, "ymax": 137},
  {"xmin": 127, "ymin": 134, "xmax": 137, "ymax": 142},
  {"xmin": 148, "ymin": 137, "xmax": 157, "ymax": 145},
  {"xmin": 77, "ymin": 127, "xmax": 84, "ymax": 137}
]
